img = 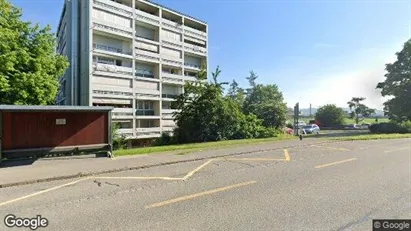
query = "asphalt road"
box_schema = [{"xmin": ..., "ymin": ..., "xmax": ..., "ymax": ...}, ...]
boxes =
[{"xmin": 0, "ymin": 139, "xmax": 410, "ymax": 230}]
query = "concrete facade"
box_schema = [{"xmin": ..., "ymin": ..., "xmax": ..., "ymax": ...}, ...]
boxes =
[{"xmin": 56, "ymin": 0, "xmax": 208, "ymax": 139}]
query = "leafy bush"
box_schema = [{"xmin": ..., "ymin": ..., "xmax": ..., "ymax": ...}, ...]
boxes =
[
  {"xmin": 112, "ymin": 123, "xmax": 127, "ymax": 150},
  {"xmin": 369, "ymin": 122, "xmax": 411, "ymax": 134},
  {"xmin": 315, "ymin": 104, "xmax": 346, "ymax": 127},
  {"xmin": 286, "ymin": 123, "xmax": 294, "ymax": 129},
  {"xmin": 257, "ymin": 127, "xmax": 280, "ymax": 138},
  {"xmin": 154, "ymin": 132, "xmax": 177, "ymax": 146}
]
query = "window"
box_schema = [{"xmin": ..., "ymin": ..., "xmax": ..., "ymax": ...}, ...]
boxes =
[
  {"xmin": 136, "ymin": 100, "xmax": 155, "ymax": 116},
  {"xmin": 116, "ymin": 60, "xmax": 122, "ymax": 66}
]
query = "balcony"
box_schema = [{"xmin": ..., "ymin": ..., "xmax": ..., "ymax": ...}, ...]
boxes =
[
  {"xmin": 135, "ymin": 110, "xmax": 155, "ymax": 116},
  {"xmin": 162, "ymin": 72, "xmax": 184, "ymax": 85},
  {"xmin": 184, "ymin": 26, "xmax": 207, "ymax": 41},
  {"xmin": 135, "ymin": 36, "xmax": 159, "ymax": 46},
  {"xmin": 161, "ymin": 39, "xmax": 183, "ymax": 50},
  {"xmin": 162, "ymin": 94, "xmax": 179, "ymax": 101},
  {"xmin": 136, "ymin": 127, "xmax": 161, "ymax": 138},
  {"xmin": 117, "ymin": 128, "xmax": 133, "ymax": 137},
  {"xmin": 162, "ymin": 109, "xmax": 179, "ymax": 119},
  {"xmin": 112, "ymin": 108, "xmax": 133, "ymax": 119},
  {"xmin": 135, "ymin": 50, "xmax": 160, "ymax": 63},
  {"xmin": 92, "ymin": 63, "xmax": 133, "ymax": 78},
  {"xmin": 92, "ymin": 90, "xmax": 133, "ymax": 99},
  {"xmin": 184, "ymin": 44, "xmax": 207, "ymax": 56},
  {"xmin": 162, "ymin": 57, "xmax": 183, "ymax": 67},
  {"xmin": 93, "ymin": 44, "xmax": 132, "ymax": 59},
  {"xmin": 184, "ymin": 63, "xmax": 201, "ymax": 71},
  {"xmin": 135, "ymin": 9, "xmax": 160, "ymax": 26},
  {"xmin": 162, "ymin": 126, "xmax": 175, "ymax": 132},
  {"xmin": 162, "ymin": 19, "xmax": 183, "ymax": 33},
  {"xmin": 135, "ymin": 92, "xmax": 161, "ymax": 100},
  {"xmin": 93, "ymin": 0, "xmax": 133, "ymax": 18},
  {"xmin": 92, "ymin": 22, "xmax": 133, "ymax": 38}
]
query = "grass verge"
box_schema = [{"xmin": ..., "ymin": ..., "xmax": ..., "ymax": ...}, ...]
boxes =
[
  {"xmin": 114, "ymin": 134, "xmax": 296, "ymax": 157},
  {"xmin": 329, "ymin": 133, "xmax": 411, "ymax": 141}
]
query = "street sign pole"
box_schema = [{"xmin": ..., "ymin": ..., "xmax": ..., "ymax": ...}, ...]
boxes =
[{"xmin": 294, "ymin": 102, "xmax": 299, "ymax": 136}]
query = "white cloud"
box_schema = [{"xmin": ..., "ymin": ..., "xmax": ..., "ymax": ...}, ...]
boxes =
[{"xmin": 283, "ymin": 40, "xmax": 405, "ymax": 110}]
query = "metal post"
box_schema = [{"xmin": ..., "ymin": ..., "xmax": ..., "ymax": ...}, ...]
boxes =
[{"xmin": 0, "ymin": 111, "xmax": 2, "ymax": 163}]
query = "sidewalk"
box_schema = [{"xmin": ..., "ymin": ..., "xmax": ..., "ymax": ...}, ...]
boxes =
[{"xmin": 0, "ymin": 138, "xmax": 332, "ymax": 188}]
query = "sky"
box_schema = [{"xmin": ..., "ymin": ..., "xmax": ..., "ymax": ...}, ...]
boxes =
[{"xmin": 11, "ymin": 0, "xmax": 411, "ymax": 110}]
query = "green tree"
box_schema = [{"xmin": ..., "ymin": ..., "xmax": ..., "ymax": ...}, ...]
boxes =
[
  {"xmin": 243, "ymin": 84, "xmax": 288, "ymax": 128},
  {"xmin": 315, "ymin": 104, "xmax": 346, "ymax": 127},
  {"xmin": 246, "ymin": 71, "xmax": 258, "ymax": 88},
  {"xmin": 347, "ymin": 97, "xmax": 376, "ymax": 124},
  {"xmin": 226, "ymin": 79, "xmax": 245, "ymax": 106},
  {"xmin": 377, "ymin": 39, "xmax": 411, "ymax": 122},
  {"xmin": 0, "ymin": 0, "xmax": 69, "ymax": 105},
  {"xmin": 173, "ymin": 67, "xmax": 270, "ymax": 143}
]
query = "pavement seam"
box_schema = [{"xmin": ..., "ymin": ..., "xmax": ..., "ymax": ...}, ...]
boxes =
[{"xmin": 0, "ymin": 140, "xmax": 341, "ymax": 188}]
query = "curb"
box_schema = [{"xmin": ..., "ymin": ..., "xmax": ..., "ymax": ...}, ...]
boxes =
[{"xmin": 0, "ymin": 140, "xmax": 340, "ymax": 188}]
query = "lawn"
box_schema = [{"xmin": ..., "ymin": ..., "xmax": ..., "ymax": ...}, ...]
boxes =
[
  {"xmin": 114, "ymin": 134, "xmax": 296, "ymax": 157},
  {"xmin": 329, "ymin": 133, "xmax": 411, "ymax": 141}
]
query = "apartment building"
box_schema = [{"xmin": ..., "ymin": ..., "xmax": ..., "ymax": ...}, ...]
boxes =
[{"xmin": 56, "ymin": 0, "xmax": 208, "ymax": 140}]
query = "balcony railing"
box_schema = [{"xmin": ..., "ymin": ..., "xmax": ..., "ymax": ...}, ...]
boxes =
[
  {"xmin": 162, "ymin": 39, "xmax": 182, "ymax": 49},
  {"xmin": 136, "ymin": 127, "xmax": 161, "ymax": 132},
  {"xmin": 184, "ymin": 44, "xmax": 206, "ymax": 55},
  {"xmin": 135, "ymin": 110, "xmax": 155, "ymax": 116},
  {"xmin": 162, "ymin": 19, "xmax": 183, "ymax": 32},
  {"xmin": 136, "ymin": 50, "xmax": 160, "ymax": 62},
  {"xmin": 93, "ymin": 0, "xmax": 133, "ymax": 17},
  {"xmin": 184, "ymin": 26, "xmax": 207, "ymax": 40},
  {"xmin": 135, "ymin": 72, "xmax": 155, "ymax": 79},
  {"xmin": 93, "ymin": 90, "xmax": 133, "ymax": 98},
  {"xmin": 184, "ymin": 63, "xmax": 201, "ymax": 69},
  {"xmin": 135, "ymin": 93, "xmax": 160, "ymax": 99},
  {"xmin": 92, "ymin": 63, "xmax": 133, "ymax": 76},
  {"xmin": 162, "ymin": 58, "xmax": 182, "ymax": 67},
  {"xmin": 93, "ymin": 44, "xmax": 132, "ymax": 56},
  {"xmin": 162, "ymin": 72, "xmax": 183, "ymax": 83},
  {"xmin": 135, "ymin": 9, "xmax": 160, "ymax": 25},
  {"xmin": 162, "ymin": 94, "xmax": 179, "ymax": 99},
  {"xmin": 93, "ymin": 22, "xmax": 133, "ymax": 37}
]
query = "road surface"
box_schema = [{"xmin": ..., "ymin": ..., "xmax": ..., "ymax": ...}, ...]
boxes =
[{"xmin": 0, "ymin": 139, "xmax": 410, "ymax": 230}]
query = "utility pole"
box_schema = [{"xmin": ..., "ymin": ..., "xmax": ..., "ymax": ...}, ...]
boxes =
[{"xmin": 309, "ymin": 103, "xmax": 312, "ymax": 117}]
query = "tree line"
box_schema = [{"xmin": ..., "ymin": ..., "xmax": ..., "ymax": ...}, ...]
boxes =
[{"xmin": 168, "ymin": 67, "xmax": 288, "ymax": 144}]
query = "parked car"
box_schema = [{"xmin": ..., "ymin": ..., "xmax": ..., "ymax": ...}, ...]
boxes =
[
  {"xmin": 302, "ymin": 124, "xmax": 320, "ymax": 134},
  {"xmin": 345, "ymin": 124, "xmax": 361, "ymax": 129},
  {"xmin": 284, "ymin": 127, "xmax": 293, "ymax": 135},
  {"xmin": 295, "ymin": 121, "xmax": 306, "ymax": 128}
]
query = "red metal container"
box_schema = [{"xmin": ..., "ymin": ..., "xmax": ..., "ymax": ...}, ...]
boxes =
[{"xmin": 0, "ymin": 105, "xmax": 113, "ymax": 160}]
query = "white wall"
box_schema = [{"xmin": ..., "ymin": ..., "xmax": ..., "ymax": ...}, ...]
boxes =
[
  {"xmin": 92, "ymin": 8, "xmax": 131, "ymax": 28},
  {"xmin": 162, "ymin": 47, "xmax": 181, "ymax": 58},
  {"xmin": 136, "ymin": 41, "xmax": 158, "ymax": 53},
  {"xmin": 94, "ymin": 34, "xmax": 124, "ymax": 50},
  {"xmin": 161, "ymin": 29, "xmax": 181, "ymax": 42},
  {"xmin": 92, "ymin": 76, "xmax": 132, "ymax": 87},
  {"xmin": 135, "ymin": 80, "xmax": 159, "ymax": 90},
  {"xmin": 185, "ymin": 56, "xmax": 201, "ymax": 66}
]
